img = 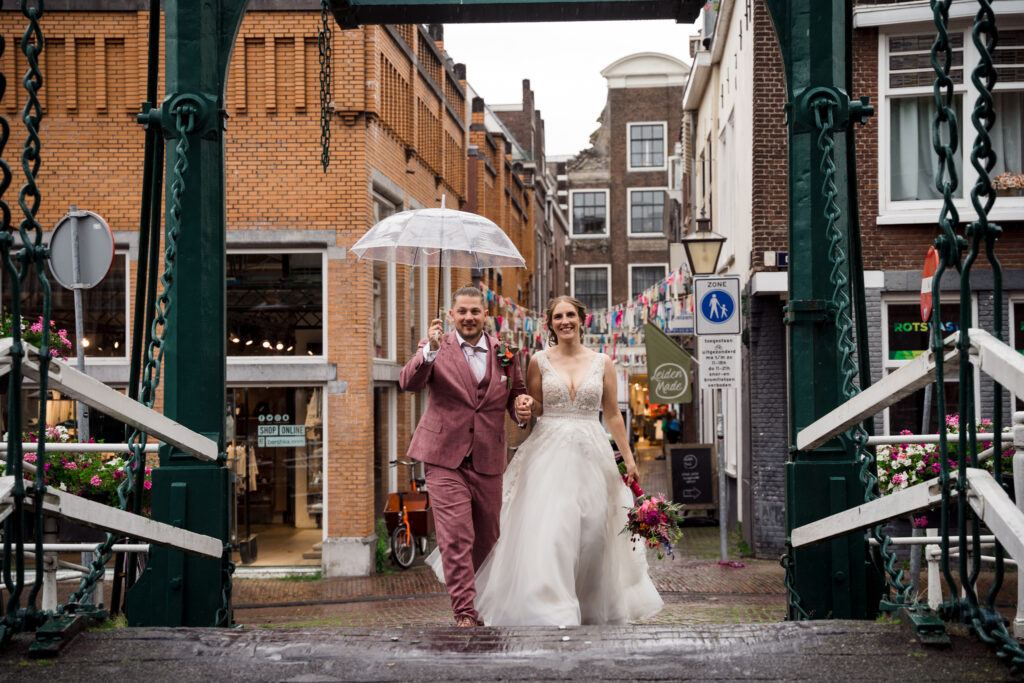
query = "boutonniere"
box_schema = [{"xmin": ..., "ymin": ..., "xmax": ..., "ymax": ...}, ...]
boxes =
[{"xmin": 497, "ymin": 341, "xmax": 518, "ymax": 389}]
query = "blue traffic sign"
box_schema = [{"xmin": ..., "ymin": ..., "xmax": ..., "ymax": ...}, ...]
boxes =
[
  {"xmin": 693, "ymin": 275, "xmax": 742, "ymax": 335},
  {"xmin": 699, "ymin": 289, "xmax": 735, "ymax": 324}
]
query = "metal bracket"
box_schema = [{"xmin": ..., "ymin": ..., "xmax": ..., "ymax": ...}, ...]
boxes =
[
  {"xmin": 783, "ymin": 299, "xmax": 835, "ymax": 324},
  {"xmin": 898, "ymin": 604, "xmax": 951, "ymax": 647},
  {"xmin": 790, "ymin": 86, "xmax": 873, "ymax": 134},
  {"xmin": 158, "ymin": 93, "xmax": 225, "ymax": 141},
  {"xmin": 28, "ymin": 613, "xmax": 104, "ymax": 658}
]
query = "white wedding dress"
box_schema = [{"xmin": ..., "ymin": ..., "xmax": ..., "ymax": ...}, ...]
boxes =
[{"xmin": 429, "ymin": 350, "xmax": 663, "ymax": 626}]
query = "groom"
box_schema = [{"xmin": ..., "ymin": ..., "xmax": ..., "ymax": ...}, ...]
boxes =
[{"xmin": 399, "ymin": 285, "xmax": 533, "ymax": 627}]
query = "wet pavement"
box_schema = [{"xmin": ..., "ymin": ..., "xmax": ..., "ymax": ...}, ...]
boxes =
[{"xmin": 1, "ymin": 447, "xmax": 1021, "ymax": 679}]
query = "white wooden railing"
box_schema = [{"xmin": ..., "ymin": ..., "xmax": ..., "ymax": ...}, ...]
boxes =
[
  {"xmin": 790, "ymin": 328, "xmax": 1024, "ymax": 636},
  {"xmin": 0, "ymin": 341, "xmax": 223, "ymax": 609}
]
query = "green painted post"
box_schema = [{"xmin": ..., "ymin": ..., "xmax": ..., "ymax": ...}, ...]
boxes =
[
  {"xmin": 764, "ymin": 0, "xmax": 881, "ymax": 620},
  {"xmin": 125, "ymin": 0, "xmax": 249, "ymax": 627}
]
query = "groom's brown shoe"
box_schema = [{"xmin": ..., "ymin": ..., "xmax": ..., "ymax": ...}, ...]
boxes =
[{"xmin": 455, "ymin": 615, "xmax": 477, "ymax": 627}]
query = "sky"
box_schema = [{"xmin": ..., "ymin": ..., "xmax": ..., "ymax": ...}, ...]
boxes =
[{"xmin": 442, "ymin": 20, "xmax": 698, "ymax": 158}]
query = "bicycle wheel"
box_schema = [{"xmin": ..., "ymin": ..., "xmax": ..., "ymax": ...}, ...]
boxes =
[{"xmin": 391, "ymin": 524, "xmax": 415, "ymax": 569}]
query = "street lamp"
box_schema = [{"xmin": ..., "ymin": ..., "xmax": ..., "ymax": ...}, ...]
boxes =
[{"xmin": 682, "ymin": 216, "xmax": 726, "ymax": 275}]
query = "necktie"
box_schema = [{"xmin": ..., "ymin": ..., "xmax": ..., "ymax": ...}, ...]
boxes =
[{"xmin": 462, "ymin": 342, "xmax": 485, "ymax": 382}]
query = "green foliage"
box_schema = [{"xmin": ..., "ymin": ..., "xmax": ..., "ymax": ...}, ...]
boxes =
[
  {"xmin": 375, "ymin": 518, "xmax": 389, "ymax": 573},
  {"xmin": 274, "ymin": 572, "xmax": 321, "ymax": 582}
]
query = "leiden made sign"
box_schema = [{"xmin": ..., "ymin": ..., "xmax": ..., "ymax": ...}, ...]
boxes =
[{"xmin": 645, "ymin": 322, "xmax": 692, "ymax": 404}]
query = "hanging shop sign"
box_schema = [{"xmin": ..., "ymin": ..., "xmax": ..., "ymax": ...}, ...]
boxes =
[{"xmin": 644, "ymin": 322, "xmax": 692, "ymax": 404}]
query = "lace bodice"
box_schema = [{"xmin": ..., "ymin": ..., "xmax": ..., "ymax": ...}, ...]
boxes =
[{"xmin": 537, "ymin": 351, "xmax": 606, "ymax": 419}]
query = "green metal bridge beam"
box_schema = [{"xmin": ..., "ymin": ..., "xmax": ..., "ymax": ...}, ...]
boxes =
[
  {"xmin": 765, "ymin": 0, "xmax": 882, "ymax": 620},
  {"xmin": 125, "ymin": 0, "xmax": 249, "ymax": 628}
]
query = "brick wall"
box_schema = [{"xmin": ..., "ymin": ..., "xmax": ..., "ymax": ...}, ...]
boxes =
[
  {"xmin": 748, "ymin": 292, "xmax": 788, "ymax": 557},
  {"xmin": 0, "ymin": 10, "xmax": 527, "ymax": 573},
  {"xmin": 750, "ymin": 0, "xmax": 788, "ymax": 272}
]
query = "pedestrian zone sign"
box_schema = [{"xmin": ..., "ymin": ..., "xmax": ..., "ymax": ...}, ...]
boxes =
[{"xmin": 694, "ymin": 275, "xmax": 741, "ymax": 335}]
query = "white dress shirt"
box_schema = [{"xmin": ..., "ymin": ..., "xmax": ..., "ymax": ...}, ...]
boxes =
[{"xmin": 423, "ymin": 332, "xmax": 488, "ymax": 382}]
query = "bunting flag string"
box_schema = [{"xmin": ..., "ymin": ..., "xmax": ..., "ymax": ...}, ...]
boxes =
[{"xmin": 474, "ymin": 264, "xmax": 693, "ymax": 364}]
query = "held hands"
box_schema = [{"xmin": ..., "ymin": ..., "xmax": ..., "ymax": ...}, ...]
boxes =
[
  {"xmin": 514, "ymin": 394, "xmax": 534, "ymax": 424},
  {"xmin": 427, "ymin": 318, "xmax": 444, "ymax": 351}
]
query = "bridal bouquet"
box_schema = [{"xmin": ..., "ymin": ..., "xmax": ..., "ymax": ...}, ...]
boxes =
[{"xmin": 622, "ymin": 492, "xmax": 685, "ymax": 559}]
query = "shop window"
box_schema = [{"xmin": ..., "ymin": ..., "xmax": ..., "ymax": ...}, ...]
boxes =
[
  {"xmin": 628, "ymin": 122, "xmax": 667, "ymax": 170},
  {"xmin": 572, "ymin": 265, "xmax": 610, "ymax": 312},
  {"xmin": 630, "ymin": 264, "xmax": 667, "ymax": 299},
  {"xmin": 226, "ymin": 252, "xmax": 323, "ymax": 357},
  {"xmin": 628, "ymin": 189, "xmax": 666, "ymax": 235},
  {"xmin": 881, "ymin": 28, "xmax": 1024, "ymax": 214},
  {"xmin": 570, "ymin": 190, "xmax": 609, "ymax": 237},
  {"xmin": 882, "ymin": 299, "xmax": 974, "ymax": 434},
  {"xmin": 18, "ymin": 252, "xmax": 128, "ymax": 358},
  {"xmin": 229, "ymin": 386, "xmax": 323, "ymax": 567}
]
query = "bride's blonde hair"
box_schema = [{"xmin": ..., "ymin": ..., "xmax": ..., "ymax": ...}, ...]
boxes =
[{"xmin": 545, "ymin": 295, "xmax": 587, "ymax": 346}]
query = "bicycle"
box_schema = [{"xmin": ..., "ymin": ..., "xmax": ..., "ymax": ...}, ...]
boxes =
[{"xmin": 384, "ymin": 460, "xmax": 435, "ymax": 569}]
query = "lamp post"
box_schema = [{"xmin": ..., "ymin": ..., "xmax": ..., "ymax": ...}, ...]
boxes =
[
  {"xmin": 682, "ymin": 216, "xmax": 726, "ymax": 276},
  {"xmin": 681, "ymin": 214, "xmax": 730, "ymax": 562}
]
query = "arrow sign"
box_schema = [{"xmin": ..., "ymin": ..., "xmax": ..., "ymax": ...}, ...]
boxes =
[{"xmin": 682, "ymin": 488, "xmax": 702, "ymax": 500}]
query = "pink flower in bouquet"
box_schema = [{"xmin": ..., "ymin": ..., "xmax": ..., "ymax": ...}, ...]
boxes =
[{"xmin": 90, "ymin": 475, "xmax": 102, "ymax": 487}]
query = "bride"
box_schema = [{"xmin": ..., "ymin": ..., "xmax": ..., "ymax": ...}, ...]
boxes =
[{"xmin": 431, "ymin": 295, "xmax": 663, "ymax": 626}]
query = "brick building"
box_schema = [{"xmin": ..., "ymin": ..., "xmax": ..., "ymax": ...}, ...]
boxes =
[
  {"xmin": 0, "ymin": 5, "xmax": 538, "ymax": 576},
  {"xmin": 490, "ymin": 79, "xmax": 570, "ymax": 311},
  {"xmin": 566, "ymin": 52, "xmax": 689, "ymax": 313},
  {"xmin": 684, "ymin": 0, "xmax": 1024, "ymax": 557}
]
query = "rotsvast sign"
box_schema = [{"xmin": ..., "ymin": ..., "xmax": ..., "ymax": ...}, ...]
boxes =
[
  {"xmin": 693, "ymin": 275, "xmax": 741, "ymax": 336},
  {"xmin": 644, "ymin": 322, "xmax": 692, "ymax": 404}
]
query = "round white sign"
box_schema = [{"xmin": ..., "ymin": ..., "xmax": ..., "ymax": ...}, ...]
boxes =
[{"xmin": 48, "ymin": 210, "xmax": 114, "ymax": 290}]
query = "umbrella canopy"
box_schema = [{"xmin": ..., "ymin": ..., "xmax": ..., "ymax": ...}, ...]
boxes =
[{"xmin": 349, "ymin": 205, "xmax": 527, "ymax": 270}]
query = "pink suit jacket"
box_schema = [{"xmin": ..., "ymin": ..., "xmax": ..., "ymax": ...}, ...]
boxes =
[{"xmin": 399, "ymin": 332, "xmax": 527, "ymax": 476}]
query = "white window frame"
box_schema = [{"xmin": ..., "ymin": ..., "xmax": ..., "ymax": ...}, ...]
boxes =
[
  {"xmin": 570, "ymin": 264, "xmax": 612, "ymax": 311},
  {"xmin": 569, "ymin": 188, "xmax": 610, "ymax": 239},
  {"xmin": 627, "ymin": 121, "xmax": 668, "ymax": 172},
  {"xmin": 627, "ymin": 262, "xmax": 669, "ymax": 300},
  {"xmin": 878, "ymin": 22, "xmax": 1024, "ymax": 224},
  {"xmin": 880, "ymin": 293, "xmax": 980, "ymax": 434},
  {"xmin": 226, "ymin": 248, "xmax": 327, "ymax": 364},
  {"xmin": 627, "ymin": 187, "xmax": 668, "ymax": 237},
  {"xmin": 372, "ymin": 260, "xmax": 398, "ymax": 363}
]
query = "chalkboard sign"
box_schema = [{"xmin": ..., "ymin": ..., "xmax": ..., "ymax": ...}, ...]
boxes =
[{"xmin": 667, "ymin": 443, "xmax": 717, "ymax": 509}]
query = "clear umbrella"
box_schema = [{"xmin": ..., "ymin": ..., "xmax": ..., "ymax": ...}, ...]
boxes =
[{"xmin": 350, "ymin": 196, "xmax": 526, "ymax": 313}]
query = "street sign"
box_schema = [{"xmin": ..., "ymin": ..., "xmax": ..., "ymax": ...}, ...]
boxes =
[
  {"xmin": 694, "ymin": 275, "xmax": 741, "ymax": 335},
  {"xmin": 665, "ymin": 311, "xmax": 694, "ymax": 335},
  {"xmin": 644, "ymin": 322, "xmax": 692, "ymax": 404},
  {"xmin": 921, "ymin": 246, "xmax": 939, "ymax": 322},
  {"xmin": 48, "ymin": 209, "xmax": 114, "ymax": 290},
  {"xmin": 698, "ymin": 335, "xmax": 740, "ymax": 389}
]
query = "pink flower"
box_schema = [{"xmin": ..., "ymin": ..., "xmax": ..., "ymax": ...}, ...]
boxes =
[
  {"xmin": 65, "ymin": 461, "xmax": 77, "ymax": 470},
  {"xmin": 90, "ymin": 475, "xmax": 101, "ymax": 487},
  {"xmin": 143, "ymin": 480, "xmax": 152, "ymax": 490}
]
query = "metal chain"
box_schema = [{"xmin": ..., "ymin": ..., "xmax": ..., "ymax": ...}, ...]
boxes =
[
  {"xmin": 15, "ymin": 0, "xmax": 50, "ymax": 620},
  {"xmin": 780, "ymin": 547, "xmax": 810, "ymax": 620},
  {"xmin": 318, "ymin": 0, "xmax": 332, "ymax": 172},
  {"xmin": 813, "ymin": 99, "xmax": 914, "ymax": 605},
  {"xmin": 65, "ymin": 105, "xmax": 195, "ymax": 608}
]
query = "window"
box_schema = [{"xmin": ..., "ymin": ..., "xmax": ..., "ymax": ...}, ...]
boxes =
[
  {"xmin": 629, "ymin": 264, "xmax": 667, "ymax": 299},
  {"xmin": 628, "ymin": 122, "xmax": 667, "ymax": 170},
  {"xmin": 881, "ymin": 29, "xmax": 1024, "ymax": 216},
  {"xmin": 571, "ymin": 265, "xmax": 610, "ymax": 312},
  {"xmin": 570, "ymin": 190, "xmax": 608, "ymax": 237},
  {"xmin": 227, "ymin": 252, "xmax": 324, "ymax": 357},
  {"xmin": 20, "ymin": 252, "xmax": 128, "ymax": 358},
  {"xmin": 628, "ymin": 189, "xmax": 666, "ymax": 235},
  {"xmin": 881, "ymin": 298, "xmax": 977, "ymax": 434},
  {"xmin": 373, "ymin": 195, "xmax": 399, "ymax": 361}
]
